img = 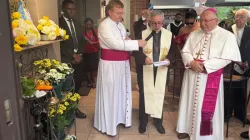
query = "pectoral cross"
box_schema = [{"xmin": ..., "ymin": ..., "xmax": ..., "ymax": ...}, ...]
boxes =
[{"xmin": 196, "ymin": 50, "xmax": 201, "ymax": 59}]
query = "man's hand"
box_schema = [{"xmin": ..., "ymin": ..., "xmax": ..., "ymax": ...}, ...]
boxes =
[
  {"xmin": 138, "ymin": 40, "xmax": 147, "ymax": 48},
  {"xmin": 145, "ymin": 57, "xmax": 153, "ymax": 65},
  {"xmin": 72, "ymin": 54, "xmax": 82, "ymax": 64},
  {"xmin": 164, "ymin": 59, "xmax": 170, "ymax": 66},
  {"xmin": 190, "ymin": 60, "xmax": 204, "ymax": 72}
]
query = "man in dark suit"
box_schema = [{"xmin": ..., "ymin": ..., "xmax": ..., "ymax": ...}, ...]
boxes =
[
  {"xmin": 224, "ymin": 9, "xmax": 250, "ymax": 139},
  {"xmin": 59, "ymin": 0, "xmax": 86, "ymax": 119},
  {"xmin": 133, "ymin": 10, "xmax": 176, "ymax": 134},
  {"xmin": 133, "ymin": 9, "xmax": 149, "ymax": 40}
]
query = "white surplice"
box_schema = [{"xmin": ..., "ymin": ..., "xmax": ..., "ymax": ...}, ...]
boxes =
[
  {"xmin": 94, "ymin": 17, "xmax": 139, "ymax": 136},
  {"xmin": 176, "ymin": 27, "xmax": 241, "ymax": 140}
]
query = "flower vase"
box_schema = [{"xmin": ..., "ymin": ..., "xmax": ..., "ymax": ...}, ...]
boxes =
[
  {"xmin": 52, "ymin": 83, "xmax": 63, "ymax": 99},
  {"xmin": 65, "ymin": 109, "xmax": 75, "ymax": 128},
  {"xmin": 62, "ymin": 74, "xmax": 74, "ymax": 92},
  {"xmin": 41, "ymin": 34, "xmax": 49, "ymax": 41},
  {"xmin": 53, "ymin": 128, "xmax": 66, "ymax": 140}
]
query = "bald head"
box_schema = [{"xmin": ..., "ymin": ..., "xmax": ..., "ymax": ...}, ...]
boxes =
[
  {"xmin": 200, "ymin": 9, "xmax": 219, "ymax": 33},
  {"xmin": 235, "ymin": 9, "xmax": 249, "ymax": 28}
]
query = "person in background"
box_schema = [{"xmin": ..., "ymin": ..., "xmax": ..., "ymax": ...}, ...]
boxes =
[
  {"xmin": 218, "ymin": 21, "xmax": 226, "ymax": 28},
  {"xmin": 83, "ymin": 17, "xmax": 99, "ymax": 88},
  {"xmin": 59, "ymin": 0, "xmax": 86, "ymax": 119},
  {"xmin": 226, "ymin": 9, "xmax": 250, "ymax": 140},
  {"xmin": 166, "ymin": 13, "xmax": 184, "ymax": 37},
  {"xmin": 175, "ymin": 9, "xmax": 200, "ymax": 51},
  {"xmin": 134, "ymin": 9, "xmax": 149, "ymax": 39}
]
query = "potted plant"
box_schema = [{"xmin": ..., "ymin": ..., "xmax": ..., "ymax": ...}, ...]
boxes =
[
  {"xmin": 20, "ymin": 76, "xmax": 36, "ymax": 98},
  {"xmin": 61, "ymin": 92, "xmax": 81, "ymax": 127}
]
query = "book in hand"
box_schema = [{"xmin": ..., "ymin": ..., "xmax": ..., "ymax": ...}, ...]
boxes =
[{"xmin": 153, "ymin": 60, "xmax": 170, "ymax": 67}]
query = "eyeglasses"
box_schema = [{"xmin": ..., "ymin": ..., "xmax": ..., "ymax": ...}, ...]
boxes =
[
  {"xmin": 185, "ymin": 22, "xmax": 194, "ymax": 25},
  {"xmin": 151, "ymin": 22, "xmax": 163, "ymax": 26},
  {"xmin": 200, "ymin": 18, "xmax": 216, "ymax": 23},
  {"xmin": 235, "ymin": 16, "xmax": 247, "ymax": 19}
]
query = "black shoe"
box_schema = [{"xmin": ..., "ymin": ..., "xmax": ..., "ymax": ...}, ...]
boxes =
[
  {"xmin": 155, "ymin": 125, "xmax": 165, "ymax": 134},
  {"xmin": 138, "ymin": 125, "xmax": 147, "ymax": 134},
  {"xmin": 240, "ymin": 131, "xmax": 249, "ymax": 139},
  {"xmin": 75, "ymin": 109, "xmax": 87, "ymax": 119}
]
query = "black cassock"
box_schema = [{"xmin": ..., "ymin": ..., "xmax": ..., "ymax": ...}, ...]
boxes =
[{"xmin": 132, "ymin": 31, "xmax": 176, "ymax": 127}]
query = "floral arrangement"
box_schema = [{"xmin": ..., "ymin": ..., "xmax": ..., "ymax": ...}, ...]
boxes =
[
  {"xmin": 44, "ymin": 69, "xmax": 66, "ymax": 85},
  {"xmin": 34, "ymin": 59, "xmax": 74, "ymax": 75},
  {"xmin": 48, "ymin": 92, "xmax": 80, "ymax": 129},
  {"xmin": 20, "ymin": 76, "xmax": 36, "ymax": 98},
  {"xmin": 35, "ymin": 79, "xmax": 53, "ymax": 91},
  {"xmin": 33, "ymin": 59, "xmax": 74, "ymax": 85},
  {"xmin": 11, "ymin": 12, "xmax": 41, "ymax": 52},
  {"xmin": 37, "ymin": 16, "xmax": 69, "ymax": 41}
]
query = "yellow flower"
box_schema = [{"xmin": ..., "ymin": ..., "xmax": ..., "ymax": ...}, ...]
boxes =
[
  {"xmin": 33, "ymin": 60, "xmax": 43, "ymax": 65},
  {"xmin": 42, "ymin": 16, "xmax": 49, "ymax": 21},
  {"xmin": 57, "ymin": 109, "xmax": 64, "ymax": 115},
  {"xmin": 12, "ymin": 12, "xmax": 21, "ymax": 19},
  {"xmin": 37, "ymin": 24, "xmax": 43, "ymax": 30},
  {"xmin": 25, "ymin": 20, "xmax": 32, "ymax": 25},
  {"xmin": 55, "ymin": 28, "xmax": 60, "ymax": 36},
  {"xmin": 14, "ymin": 44, "xmax": 23, "ymax": 52},
  {"xmin": 15, "ymin": 35, "xmax": 28, "ymax": 45},
  {"xmin": 64, "ymin": 35, "xmax": 69, "ymax": 40},
  {"xmin": 45, "ymin": 21, "xmax": 52, "ymax": 26},
  {"xmin": 64, "ymin": 102, "xmax": 69, "ymax": 106},
  {"xmin": 52, "ymin": 59, "xmax": 60, "ymax": 66},
  {"xmin": 12, "ymin": 21, "xmax": 19, "ymax": 29},
  {"xmin": 70, "ymin": 96, "xmax": 77, "ymax": 102}
]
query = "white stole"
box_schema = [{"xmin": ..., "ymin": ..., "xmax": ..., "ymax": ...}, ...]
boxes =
[{"xmin": 142, "ymin": 28, "xmax": 172, "ymax": 118}]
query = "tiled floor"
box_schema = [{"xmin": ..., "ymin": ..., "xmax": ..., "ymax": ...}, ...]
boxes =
[{"xmin": 69, "ymin": 72, "xmax": 249, "ymax": 140}]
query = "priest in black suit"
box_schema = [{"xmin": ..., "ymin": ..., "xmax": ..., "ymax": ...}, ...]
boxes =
[
  {"xmin": 225, "ymin": 8, "xmax": 250, "ymax": 131},
  {"xmin": 59, "ymin": 0, "xmax": 86, "ymax": 119},
  {"xmin": 133, "ymin": 10, "xmax": 176, "ymax": 134},
  {"xmin": 227, "ymin": 9, "xmax": 250, "ymax": 140}
]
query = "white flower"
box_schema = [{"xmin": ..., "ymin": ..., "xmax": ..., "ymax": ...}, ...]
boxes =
[
  {"xmin": 48, "ymin": 20, "xmax": 56, "ymax": 25},
  {"xmin": 50, "ymin": 69, "xmax": 57, "ymax": 73},
  {"xmin": 49, "ymin": 25, "xmax": 57, "ymax": 32},
  {"xmin": 48, "ymin": 32, "xmax": 57, "ymax": 40},
  {"xmin": 59, "ymin": 28, "xmax": 66, "ymax": 37},
  {"xmin": 38, "ymin": 69, "xmax": 46, "ymax": 74},
  {"xmin": 13, "ymin": 27, "xmax": 26, "ymax": 37},
  {"xmin": 41, "ymin": 26, "xmax": 51, "ymax": 35},
  {"xmin": 26, "ymin": 33, "xmax": 38, "ymax": 45},
  {"xmin": 38, "ymin": 19, "xmax": 47, "ymax": 25},
  {"xmin": 18, "ymin": 19, "xmax": 29, "ymax": 30}
]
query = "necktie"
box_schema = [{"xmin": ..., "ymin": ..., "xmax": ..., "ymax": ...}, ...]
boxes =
[{"xmin": 68, "ymin": 19, "xmax": 78, "ymax": 52}]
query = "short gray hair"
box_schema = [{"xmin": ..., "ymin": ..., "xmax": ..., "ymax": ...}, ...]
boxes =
[
  {"xmin": 149, "ymin": 10, "xmax": 164, "ymax": 20},
  {"xmin": 236, "ymin": 9, "xmax": 250, "ymax": 17}
]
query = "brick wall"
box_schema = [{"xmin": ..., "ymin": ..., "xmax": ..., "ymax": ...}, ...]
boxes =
[{"xmin": 130, "ymin": 0, "xmax": 149, "ymax": 39}]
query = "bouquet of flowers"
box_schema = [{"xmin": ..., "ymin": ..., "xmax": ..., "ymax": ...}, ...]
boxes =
[
  {"xmin": 48, "ymin": 92, "xmax": 80, "ymax": 128},
  {"xmin": 34, "ymin": 59, "xmax": 74, "ymax": 75},
  {"xmin": 33, "ymin": 59, "xmax": 74, "ymax": 85},
  {"xmin": 11, "ymin": 12, "xmax": 41, "ymax": 52},
  {"xmin": 37, "ymin": 16, "xmax": 69, "ymax": 41}
]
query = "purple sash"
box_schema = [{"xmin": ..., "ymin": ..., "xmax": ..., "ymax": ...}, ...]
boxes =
[{"xmin": 200, "ymin": 69, "xmax": 223, "ymax": 136}]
